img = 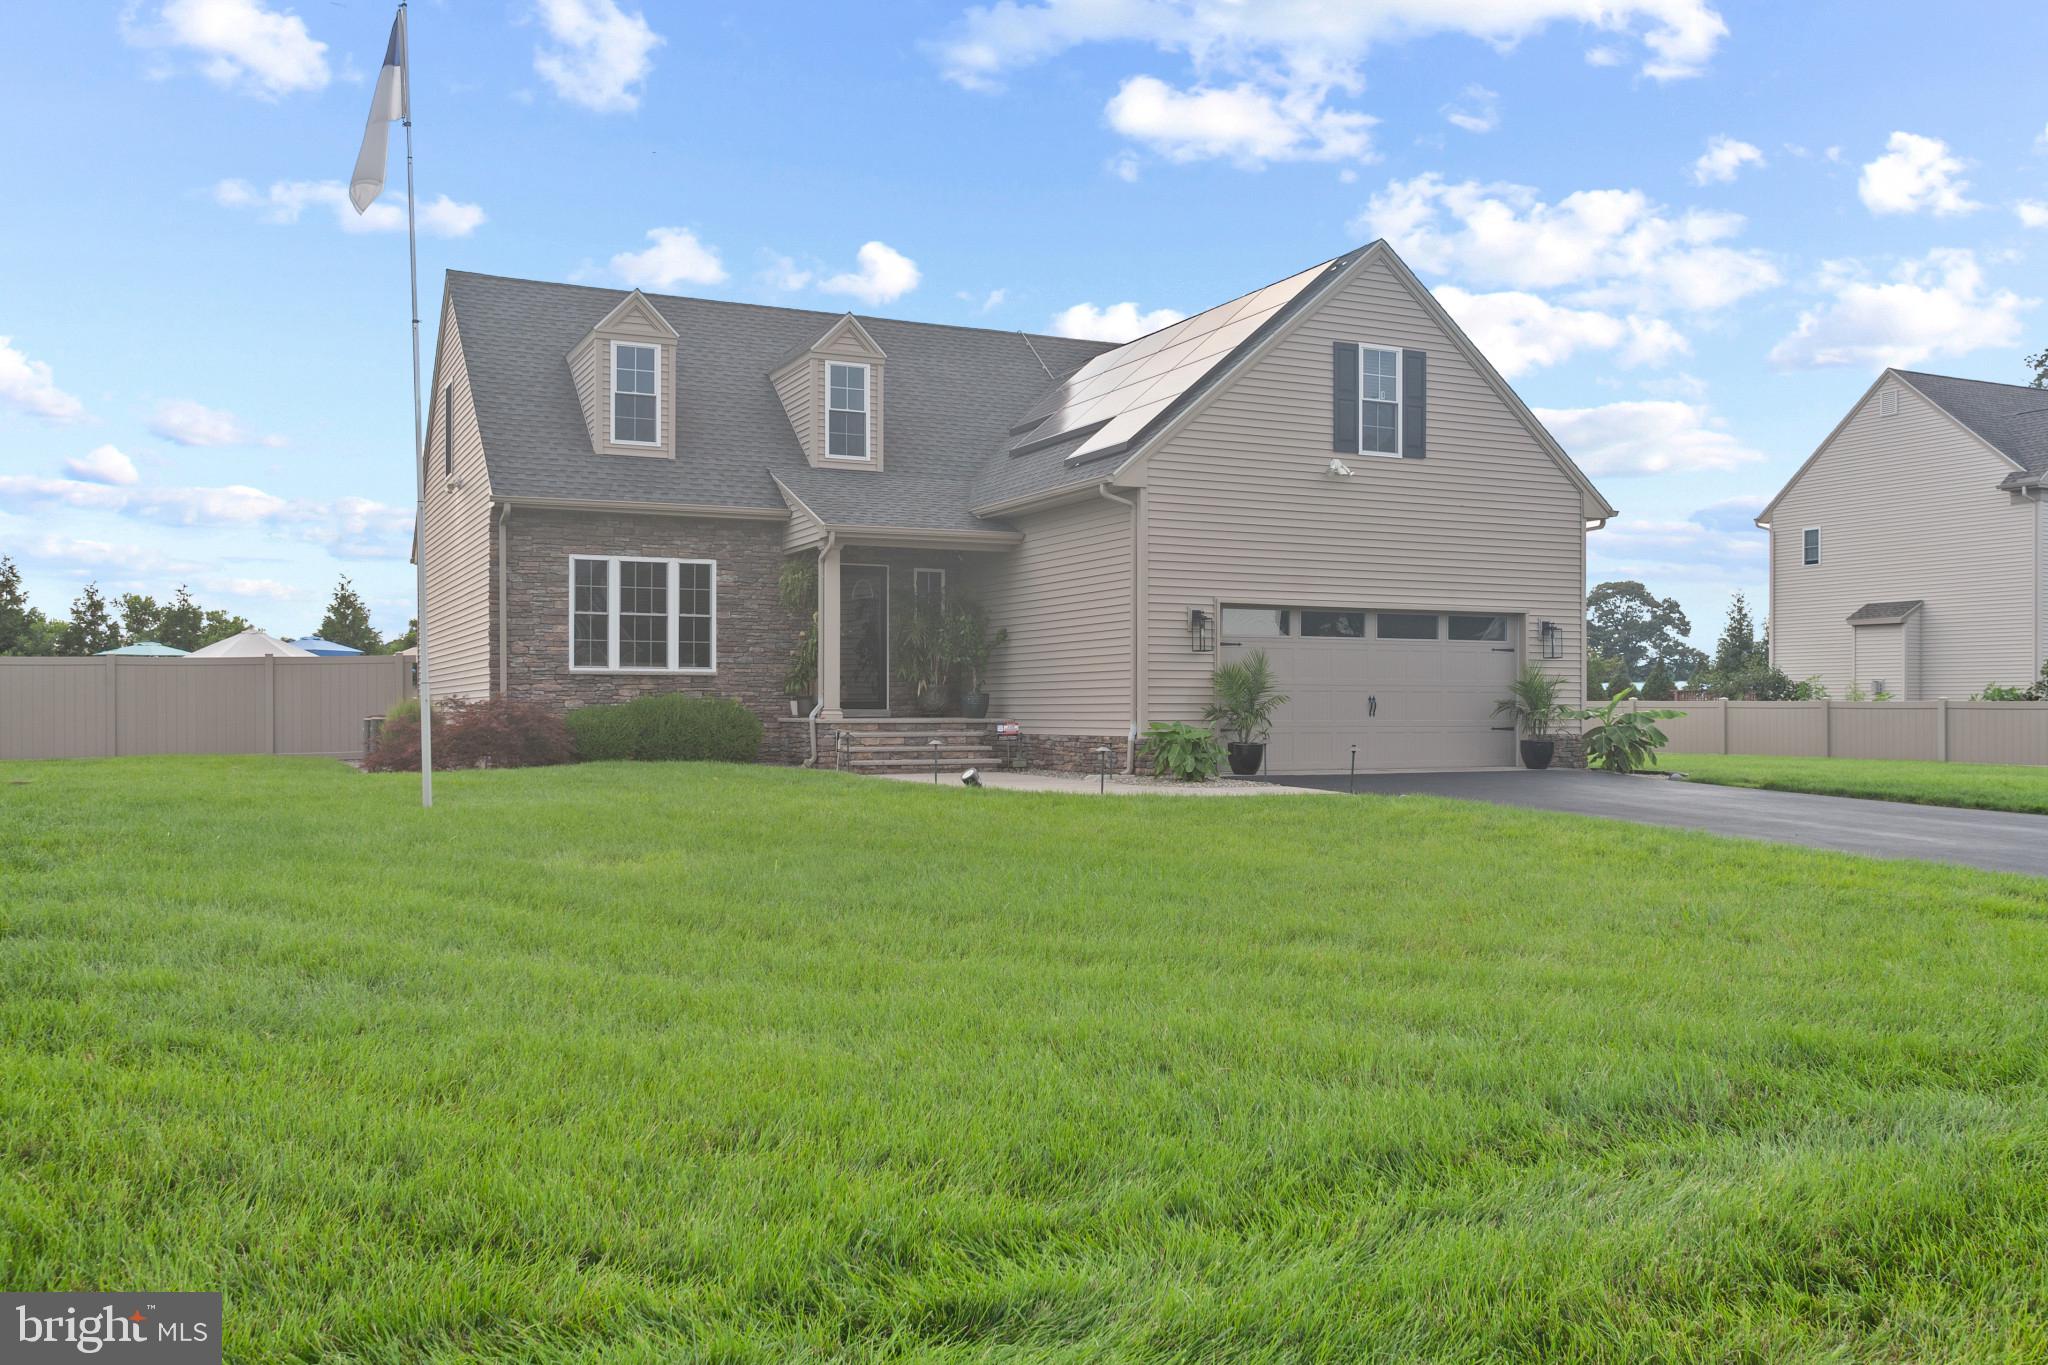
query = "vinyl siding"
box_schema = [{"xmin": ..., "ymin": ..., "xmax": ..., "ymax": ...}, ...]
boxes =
[
  {"xmin": 1850, "ymin": 622, "xmax": 1908, "ymax": 698},
  {"xmin": 1138, "ymin": 252, "xmax": 1589, "ymax": 724},
  {"xmin": 960, "ymin": 494, "xmax": 1132, "ymax": 733},
  {"xmin": 1769, "ymin": 375, "xmax": 2035, "ymax": 699},
  {"xmin": 772, "ymin": 361, "xmax": 816, "ymax": 461},
  {"xmin": 421, "ymin": 299, "xmax": 494, "ymax": 700},
  {"xmin": 782, "ymin": 493, "xmax": 826, "ymax": 553}
]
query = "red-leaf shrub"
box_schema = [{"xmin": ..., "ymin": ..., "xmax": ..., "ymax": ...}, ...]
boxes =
[{"xmin": 365, "ymin": 696, "xmax": 575, "ymax": 771}]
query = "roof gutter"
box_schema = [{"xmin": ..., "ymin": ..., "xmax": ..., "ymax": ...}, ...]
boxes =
[{"xmin": 496, "ymin": 495, "xmax": 789, "ymax": 521}]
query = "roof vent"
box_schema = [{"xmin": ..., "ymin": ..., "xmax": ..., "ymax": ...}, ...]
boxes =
[{"xmin": 1878, "ymin": 389, "xmax": 1899, "ymax": 418}]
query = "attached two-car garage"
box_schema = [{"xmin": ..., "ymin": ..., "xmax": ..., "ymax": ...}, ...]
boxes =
[{"xmin": 1219, "ymin": 606, "xmax": 1521, "ymax": 773}]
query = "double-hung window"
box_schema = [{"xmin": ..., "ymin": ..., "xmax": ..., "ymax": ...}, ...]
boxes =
[
  {"xmin": 827, "ymin": 363, "xmax": 869, "ymax": 460},
  {"xmin": 913, "ymin": 567, "xmax": 945, "ymax": 609},
  {"xmin": 1802, "ymin": 527, "xmax": 1820, "ymax": 566},
  {"xmin": 569, "ymin": 556, "xmax": 715, "ymax": 672},
  {"xmin": 611, "ymin": 342, "xmax": 660, "ymax": 446},
  {"xmin": 1359, "ymin": 346, "xmax": 1400, "ymax": 455}
]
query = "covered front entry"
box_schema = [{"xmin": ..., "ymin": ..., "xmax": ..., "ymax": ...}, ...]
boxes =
[
  {"xmin": 840, "ymin": 564, "xmax": 890, "ymax": 713},
  {"xmin": 1221, "ymin": 607, "xmax": 1520, "ymax": 773}
]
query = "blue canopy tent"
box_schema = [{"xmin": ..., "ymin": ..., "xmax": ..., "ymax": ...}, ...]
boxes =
[{"xmin": 289, "ymin": 637, "xmax": 364, "ymax": 656}]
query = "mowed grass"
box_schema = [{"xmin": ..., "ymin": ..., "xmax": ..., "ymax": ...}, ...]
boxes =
[
  {"xmin": 4, "ymin": 759, "xmax": 2048, "ymax": 1363},
  {"xmin": 1671, "ymin": 752, "xmax": 2048, "ymax": 815}
]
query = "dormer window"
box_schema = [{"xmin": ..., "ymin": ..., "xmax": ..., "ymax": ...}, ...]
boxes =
[
  {"xmin": 611, "ymin": 342, "xmax": 660, "ymax": 446},
  {"xmin": 827, "ymin": 363, "xmax": 869, "ymax": 460}
]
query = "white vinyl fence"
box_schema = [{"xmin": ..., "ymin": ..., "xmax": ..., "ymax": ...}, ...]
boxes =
[
  {"xmin": 1632, "ymin": 698, "xmax": 2048, "ymax": 766},
  {"xmin": 0, "ymin": 655, "xmax": 414, "ymax": 761}
]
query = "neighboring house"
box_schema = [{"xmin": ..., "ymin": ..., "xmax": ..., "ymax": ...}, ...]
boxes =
[
  {"xmin": 1757, "ymin": 370, "xmax": 2048, "ymax": 700},
  {"xmin": 419, "ymin": 241, "xmax": 1615, "ymax": 773}
]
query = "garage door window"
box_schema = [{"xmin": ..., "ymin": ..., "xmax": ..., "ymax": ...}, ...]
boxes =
[
  {"xmin": 1298, "ymin": 610, "xmax": 1365, "ymax": 638},
  {"xmin": 1221, "ymin": 605, "xmax": 1289, "ymax": 637},
  {"xmin": 1377, "ymin": 612, "xmax": 1439, "ymax": 640},
  {"xmin": 1448, "ymin": 615, "xmax": 1508, "ymax": 642}
]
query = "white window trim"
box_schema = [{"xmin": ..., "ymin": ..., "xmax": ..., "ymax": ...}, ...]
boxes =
[
  {"xmin": 609, "ymin": 340, "xmax": 663, "ymax": 448},
  {"xmin": 567, "ymin": 554, "xmax": 716, "ymax": 674},
  {"xmin": 825, "ymin": 361, "xmax": 872, "ymax": 462},
  {"xmin": 913, "ymin": 567, "xmax": 946, "ymax": 608},
  {"xmin": 1357, "ymin": 344, "xmax": 1402, "ymax": 459},
  {"xmin": 1802, "ymin": 526, "xmax": 1821, "ymax": 566}
]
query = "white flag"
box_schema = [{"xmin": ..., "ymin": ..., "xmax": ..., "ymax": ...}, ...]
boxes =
[{"xmin": 349, "ymin": 9, "xmax": 408, "ymax": 215}]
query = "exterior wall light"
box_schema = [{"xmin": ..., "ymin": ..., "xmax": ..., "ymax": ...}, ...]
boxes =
[
  {"xmin": 1540, "ymin": 620, "xmax": 1563, "ymax": 660},
  {"xmin": 1188, "ymin": 608, "xmax": 1215, "ymax": 653}
]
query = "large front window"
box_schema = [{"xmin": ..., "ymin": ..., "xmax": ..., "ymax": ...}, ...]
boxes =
[
  {"xmin": 1359, "ymin": 346, "xmax": 1400, "ymax": 455},
  {"xmin": 569, "ymin": 556, "xmax": 714, "ymax": 672},
  {"xmin": 827, "ymin": 363, "xmax": 869, "ymax": 460},
  {"xmin": 612, "ymin": 343, "xmax": 660, "ymax": 445}
]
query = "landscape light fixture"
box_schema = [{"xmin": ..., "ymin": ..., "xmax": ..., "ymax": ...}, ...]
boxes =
[
  {"xmin": 1093, "ymin": 745, "xmax": 1113, "ymax": 795},
  {"xmin": 962, "ymin": 768, "xmax": 982, "ymax": 787},
  {"xmin": 929, "ymin": 738, "xmax": 943, "ymax": 784}
]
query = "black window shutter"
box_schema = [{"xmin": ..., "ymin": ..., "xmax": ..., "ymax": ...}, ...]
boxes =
[
  {"xmin": 1401, "ymin": 350, "xmax": 1426, "ymax": 459},
  {"xmin": 1332, "ymin": 342, "xmax": 1359, "ymax": 454}
]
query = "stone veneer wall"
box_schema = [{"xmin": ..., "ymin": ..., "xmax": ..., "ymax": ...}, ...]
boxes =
[
  {"xmin": 995, "ymin": 733, "xmax": 1140, "ymax": 774},
  {"xmin": 1548, "ymin": 731, "xmax": 1587, "ymax": 770},
  {"xmin": 501, "ymin": 509, "xmax": 809, "ymax": 762}
]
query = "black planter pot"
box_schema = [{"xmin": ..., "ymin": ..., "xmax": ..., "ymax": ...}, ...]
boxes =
[
  {"xmin": 1519, "ymin": 738, "xmax": 1556, "ymax": 770},
  {"xmin": 1227, "ymin": 741, "xmax": 1266, "ymax": 776},
  {"xmin": 916, "ymin": 688, "xmax": 955, "ymax": 718},
  {"xmin": 960, "ymin": 690, "xmax": 990, "ymax": 720}
]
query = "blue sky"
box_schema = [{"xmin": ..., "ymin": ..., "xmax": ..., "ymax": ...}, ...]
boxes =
[{"xmin": 2, "ymin": 1, "xmax": 2043, "ymax": 644}]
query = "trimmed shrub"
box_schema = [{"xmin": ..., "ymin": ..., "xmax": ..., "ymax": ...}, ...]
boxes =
[
  {"xmin": 365, "ymin": 697, "xmax": 574, "ymax": 772},
  {"xmin": 566, "ymin": 694, "xmax": 762, "ymax": 763}
]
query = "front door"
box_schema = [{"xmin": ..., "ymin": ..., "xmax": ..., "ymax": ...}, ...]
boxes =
[{"xmin": 840, "ymin": 564, "xmax": 889, "ymax": 713}]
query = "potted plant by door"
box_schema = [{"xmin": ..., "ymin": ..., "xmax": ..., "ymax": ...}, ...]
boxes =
[
  {"xmin": 1493, "ymin": 663, "xmax": 1567, "ymax": 770},
  {"xmin": 1203, "ymin": 649, "xmax": 1289, "ymax": 776},
  {"xmin": 895, "ymin": 596, "xmax": 958, "ymax": 716},
  {"xmin": 779, "ymin": 558, "xmax": 819, "ymax": 716},
  {"xmin": 954, "ymin": 599, "xmax": 1007, "ymax": 720}
]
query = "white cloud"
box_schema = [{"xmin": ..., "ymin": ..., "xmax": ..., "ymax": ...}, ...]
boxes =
[
  {"xmin": 1109, "ymin": 152, "xmax": 1141, "ymax": 182},
  {"xmin": 610, "ymin": 228, "xmax": 728, "ymax": 289},
  {"xmin": 1535, "ymin": 400, "xmax": 1767, "ymax": 476},
  {"xmin": 122, "ymin": 0, "xmax": 329, "ymax": 98},
  {"xmin": 0, "ymin": 475, "xmax": 410, "ymax": 559},
  {"xmin": 64, "ymin": 445, "xmax": 140, "ymax": 487},
  {"xmin": 1589, "ymin": 500, "xmax": 1768, "ymax": 581},
  {"xmin": 0, "ymin": 337, "xmax": 86, "ymax": 423},
  {"xmin": 1049, "ymin": 302, "xmax": 1185, "ymax": 342},
  {"xmin": 932, "ymin": 0, "xmax": 1726, "ymax": 91},
  {"xmin": 1106, "ymin": 75, "xmax": 1375, "ymax": 165},
  {"xmin": 1857, "ymin": 132, "xmax": 1979, "ymax": 217},
  {"xmin": 1435, "ymin": 287, "xmax": 1687, "ymax": 377},
  {"xmin": 759, "ymin": 253, "xmax": 814, "ymax": 293},
  {"xmin": 532, "ymin": 0, "xmax": 663, "ymax": 113},
  {"xmin": 2017, "ymin": 201, "xmax": 2048, "ymax": 229},
  {"xmin": 207, "ymin": 576, "xmax": 303, "ymax": 602},
  {"xmin": 213, "ymin": 179, "xmax": 486, "ymax": 238},
  {"xmin": 1769, "ymin": 248, "xmax": 2033, "ymax": 370},
  {"xmin": 819, "ymin": 242, "xmax": 923, "ymax": 306},
  {"xmin": 148, "ymin": 399, "xmax": 285, "ymax": 448},
  {"xmin": 1584, "ymin": 44, "xmax": 1625, "ymax": 66},
  {"xmin": 20, "ymin": 535, "xmax": 205, "ymax": 578},
  {"xmin": 957, "ymin": 287, "xmax": 1007, "ymax": 312},
  {"xmin": 1690, "ymin": 135, "xmax": 1763, "ymax": 185},
  {"xmin": 1354, "ymin": 173, "xmax": 1779, "ymax": 313},
  {"xmin": 1442, "ymin": 84, "xmax": 1498, "ymax": 134}
]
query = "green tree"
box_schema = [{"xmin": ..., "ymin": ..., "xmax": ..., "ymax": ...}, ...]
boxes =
[
  {"xmin": 2027, "ymin": 345, "xmax": 2047, "ymax": 389},
  {"xmin": 1586, "ymin": 650, "xmax": 1629, "ymax": 700},
  {"xmin": 198, "ymin": 608, "xmax": 252, "ymax": 648},
  {"xmin": 382, "ymin": 618, "xmax": 418, "ymax": 653},
  {"xmin": 1587, "ymin": 580, "xmax": 1706, "ymax": 683},
  {"xmin": 316, "ymin": 575, "xmax": 382, "ymax": 654},
  {"xmin": 0, "ymin": 556, "xmax": 35, "ymax": 654},
  {"xmin": 154, "ymin": 586, "xmax": 206, "ymax": 652},
  {"xmin": 1638, "ymin": 661, "xmax": 1677, "ymax": 700},
  {"xmin": 1711, "ymin": 591, "xmax": 1766, "ymax": 676},
  {"xmin": 117, "ymin": 592, "xmax": 165, "ymax": 646},
  {"xmin": 57, "ymin": 583, "xmax": 121, "ymax": 656}
]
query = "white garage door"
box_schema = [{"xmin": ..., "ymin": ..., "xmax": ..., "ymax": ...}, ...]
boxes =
[{"xmin": 1220, "ymin": 607, "xmax": 1520, "ymax": 773}]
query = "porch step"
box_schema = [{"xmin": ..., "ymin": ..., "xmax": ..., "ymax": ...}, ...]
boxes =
[
  {"xmin": 847, "ymin": 754, "xmax": 1000, "ymax": 771},
  {"xmin": 844, "ymin": 732, "xmax": 990, "ymax": 747},
  {"xmin": 830, "ymin": 717, "xmax": 1000, "ymax": 772}
]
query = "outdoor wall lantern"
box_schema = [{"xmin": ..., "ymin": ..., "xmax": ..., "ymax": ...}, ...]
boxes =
[
  {"xmin": 1188, "ymin": 607, "xmax": 1215, "ymax": 653},
  {"xmin": 1540, "ymin": 620, "xmax": 1563, "ymax": 659}
]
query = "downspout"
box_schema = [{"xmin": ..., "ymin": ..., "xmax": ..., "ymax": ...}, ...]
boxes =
[
  {"xmin": 1098, "ymin": 485, "xmax": 1141, "ymax": 772},
  {"xmin": 496, "ymin": 502, "xmax": 511, "ymax": 695},
  {"xmin": 806, "ymin": 530, "xmax": 836, "ymax": 767}
]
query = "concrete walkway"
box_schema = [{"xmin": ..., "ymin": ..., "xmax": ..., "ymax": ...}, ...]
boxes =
[
  {"xmin": 1261, "ymin": 769, "xmax": 2048, "ymax": 879},
  {"xmin": 870, "ymin": 769, "xmax": 1330, "ymax": 796}
]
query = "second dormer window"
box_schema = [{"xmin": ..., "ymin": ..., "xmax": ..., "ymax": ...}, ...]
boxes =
[
  {"xmin": 612, "ymin": 342, "xmax": 660, "ymax": 446},
  {"xmin": 827, "ymin": 363, "xmax": 869, "ymax": 460}
]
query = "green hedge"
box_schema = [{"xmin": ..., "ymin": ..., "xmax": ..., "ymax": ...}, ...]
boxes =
[{"xmin": 566, "ymin": 694, "xmax": 762, "ymax": 763}]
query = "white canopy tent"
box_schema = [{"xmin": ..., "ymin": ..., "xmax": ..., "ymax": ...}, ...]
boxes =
[{"xmin": 185, "ymin": 630, "xmax": 316, "ymax": 659}]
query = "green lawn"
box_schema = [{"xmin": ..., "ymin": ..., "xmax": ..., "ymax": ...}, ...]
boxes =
[
  {"xmin": 5, "ymin": 757, "xmax": 2048, "ymax": 1362},
  {"xmin": 1670, "ymin": 752, "xmax": 2048, "ymax": 815}
]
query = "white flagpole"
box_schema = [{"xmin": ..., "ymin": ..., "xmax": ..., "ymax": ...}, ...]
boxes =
[{"xmin": 399, "ymin": 1, "xmax": 432, "ymax": 807}]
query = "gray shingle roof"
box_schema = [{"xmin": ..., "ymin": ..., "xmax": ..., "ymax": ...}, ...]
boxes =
[
  {"xmin": 1847, "ymin": 600, "xmax": 1923, "ymax": 624},
  {"xmin": 1893, "ymin": 370, "xmax": 2048, "ymax": 487},
  {"xmin": 445, "ymin": 271, "xmax": 1111, "ymax": 524}
]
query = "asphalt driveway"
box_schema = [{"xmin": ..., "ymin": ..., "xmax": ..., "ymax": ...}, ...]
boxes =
[{"xmin": 1263, "ymin": 769, "xmax": 2048, "ymax": 879}]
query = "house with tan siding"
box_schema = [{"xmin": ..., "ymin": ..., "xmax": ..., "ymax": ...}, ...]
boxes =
[
  {"xmin": 1757, "ymin": 370, "xmax": 2048, "ymax": 700},
  {"xmin": 419, "ymin": 242, "xmax": 1615, "ymax": 773}
]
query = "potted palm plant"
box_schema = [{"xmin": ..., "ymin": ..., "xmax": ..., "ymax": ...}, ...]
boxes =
[
  {"xmin": 779, "ymin": 558, "xmax": 818, "ymax": 716},
  {"xmin": 1493, "ymin": 663, "xmax": 1567, "ymax": 769},
  {"xmin": 895, "ymin": 596, "xmax": 958, "ymax": 716},
  {"xmin": 953, "ymin": 600, "xmax": 1007, "ymax": 720},
  {"xmin": 1203, "ymin": 649, "xmax": 1289, "ymax": 776}
]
